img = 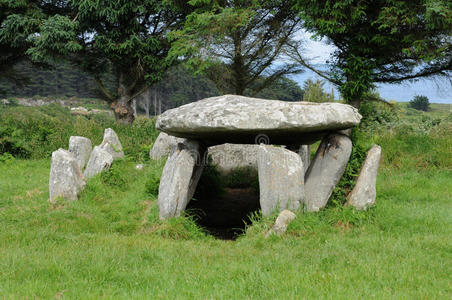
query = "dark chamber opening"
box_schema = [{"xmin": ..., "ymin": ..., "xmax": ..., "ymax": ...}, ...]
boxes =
[{"xmin": 186, "ymin": 165, "xmax": 260, "ymax": 240}]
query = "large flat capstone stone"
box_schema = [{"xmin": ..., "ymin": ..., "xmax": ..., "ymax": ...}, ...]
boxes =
[{"xmin": 156, "ymin": 95, "xmax": 361, "ymax": 145}]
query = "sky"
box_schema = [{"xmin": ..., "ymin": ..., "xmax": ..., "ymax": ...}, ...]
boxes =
[{"xmin": 291, "ymin": 31, "xmax": 452, "ymax": 104}]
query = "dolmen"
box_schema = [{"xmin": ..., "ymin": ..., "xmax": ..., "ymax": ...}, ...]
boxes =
[
  {"xmin": 151, "ymin": 95, "xmax": 382, "ymax": 220},
  {"xmin": 49, "ymin": 128, "xmax": 124, "ymax": 203}
]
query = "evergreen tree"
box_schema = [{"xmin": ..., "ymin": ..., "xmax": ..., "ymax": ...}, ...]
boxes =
[
  {"xmin": 25, "ymin": 0, "xmax": 198, "ymax": 124},
  {"xmin": 291, "ymin": 0, "xmax": 452, "ymax": 108},
  {"xmin": 171, "ymin": 0, "xmax": 304, "ymax": 96}
]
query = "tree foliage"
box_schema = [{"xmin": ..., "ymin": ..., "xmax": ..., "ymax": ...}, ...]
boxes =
[
  {"xmin": 302, "ymin": 78, "xmax": 334, "ymax": 102},
  {"xmin": 170, "ymin": 0, "xmax": 304, "ymax": 96},
  {"xmin": 409, "ymin": 95, "xmax": 430, "ymax": 112},
  {"xmin": 291, "ymin": 0, "xmax": 452, "ymax": 107},
  {"xmin": 25, "ymin": 0, "xmax": 197, "ymax": 123},
  {"xmin": 0, "ymin": 0, "xmax": 47, "ymax": 84}
]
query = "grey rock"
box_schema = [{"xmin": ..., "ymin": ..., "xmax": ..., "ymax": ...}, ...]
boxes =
[
  {"xmin": 158, "ymin": 139, "xmax": 205, "ymax": 219},
  {"xmin": 208, "ymin": 143, "xmax": 259, "ymax": 175},
  {"xmin": 157, "ymin": 95, "xmax": 361, "ymax": 145},
  {"xmin": 266, "ymin": 210, "xmax": 296, "ymax": 237},
  {"xmin": 49, "ymin": 149, "xmax": 86, "ymax": 203},
  {"xmin": 149, "ymin": 132, "xmax": 185, "ymax": 160},
  {"xmin": 83, "ymin": 146, "xmax": 114, "ymax": 179},
  {"xmin": 298, "ymin": 145, "xmax": 311, "ymax": 174},
  {"xmin": 68, "ymin": 136, "xmax": 92, "ymax": 170},
  {"xmin": 257, "ymin": 145, "xmax": 305, "ymax": 216},
  {"xmin": 305, "ymin": 134, "xmax": 352, "ymax": 212},
  {"xmin": 346, "ymin": 145, "xmax": 382, "ymax": 210},
  {"xmin": 100, "ymin": 128, "xmax": 124, "ymax": 159}
]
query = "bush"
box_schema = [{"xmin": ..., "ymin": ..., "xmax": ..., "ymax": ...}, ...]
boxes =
[
  {"xmin": 409, "ymin": 95, "xmax": 429, "ymax": 111},
  {"xmin": 0, "ymin": 105, "xmax": 159, "ymax": 160}
]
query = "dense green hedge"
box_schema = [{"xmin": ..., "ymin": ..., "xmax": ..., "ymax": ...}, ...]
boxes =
[{"xmin": 0, "ymin": 104, "xmax": 159, "ymax": 161}]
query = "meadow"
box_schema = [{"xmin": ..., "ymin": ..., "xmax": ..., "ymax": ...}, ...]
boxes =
[{"xmin": 0, "ymin": 102, "xmax": 451, "ymax": 298}]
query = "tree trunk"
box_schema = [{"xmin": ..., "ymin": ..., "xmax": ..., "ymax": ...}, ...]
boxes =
[
  {"xmin": 110, "ymin": 74, "xmax": 135, "ymax": 124},
  {"xmin": 350, "ymin": 98, "xmax": 361, "ymax": 109}
]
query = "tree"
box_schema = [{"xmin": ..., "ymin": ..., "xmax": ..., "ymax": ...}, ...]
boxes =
[
  {"xmin": 26, "ymin": 0, "xmax": 197, "ymax": 124},
  {"xmin": 0, "ymin": 0, "xmax": 47, "ymax": 88},
  {"xmin": 302, "ymin": 78, "xmax": 334, "ymax": 102},
  {"xmin": 409, "ymin": 95, "xmax": 430, "ymax": 112},
  {"xmin": 291, "ymin": 0, "xmax": 452, "ymax": 108},
  {"xmin": 171, "ymin": 0, "xmax": 304, "ymax": 96}
]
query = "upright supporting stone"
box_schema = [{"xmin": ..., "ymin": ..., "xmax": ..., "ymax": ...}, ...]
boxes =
[
  {"xmin": 49, "ymin": 149, "xmax": 86, "ymax": 203},
  {"xmin": 298, "ymin": 145, "xmax": 310, "ymax": 174},
  {"xmin": 101, "ymin": 128, "xmax": 124, "ymax": 159},
  {"xmin": 208, "ymin": 143, "xmax": 259, "ymax": 175},
  {"xmin": 305, "ymin": 133, "xmax": 352, "ymax": 212},
  {"xmin": 158, "ymin": 139, "xmax": 205, "ymax": 219},
  {"xmin": 68, "ymin": 136, "xmax": 92, "ymax": 170},
  {"xmin": 257, "ymin": 145, "xmax": 305, "ymax": 216},
  {"xmin": 346, "ymin": 145, "xmax": 382, "ymax": 210},
  {"xmin": 149, "ymin": 132, "xmax": 185, "ymax": 160}
]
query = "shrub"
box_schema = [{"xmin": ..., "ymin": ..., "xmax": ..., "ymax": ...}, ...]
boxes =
[{"xmin": 409, "ymin": 95, "xmax": 429, "ymax": 111}]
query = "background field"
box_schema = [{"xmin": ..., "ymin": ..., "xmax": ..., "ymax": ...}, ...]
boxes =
[{"xmin": 0, "ymin": 102, "xmax": 451, "ymax": 298}]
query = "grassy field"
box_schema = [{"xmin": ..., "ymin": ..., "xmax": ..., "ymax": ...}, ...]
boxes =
[{"xmin": 0, "ymin": 102, "xmax": 451, "ymax": 298}]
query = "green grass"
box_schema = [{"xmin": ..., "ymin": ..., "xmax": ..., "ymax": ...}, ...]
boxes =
[
  {"xmin": 1, "ymin": 159, "xmax": 451, "ymax": 298},
  {"xmin": 0, "ymin": 103, "xmax": 451, "ymax": 298}
]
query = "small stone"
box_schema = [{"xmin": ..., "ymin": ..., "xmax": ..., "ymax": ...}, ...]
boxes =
[
  {"xmin": 266, "ymin": 210, "xmax": 296, "ymax": 237},
  {"xmin": 158, "ymin": 139, "xmax": 205, "ymax": 219},
  {"xmin": 101, "ymin": 128, "xmax": 124, "ymax": 159},
  {"xmin": 49, "ymin": 149, "xmax": 85, "ymax": 203},
  {"xmin": 257, "ymin": 145, "xmax": 305, "ymax": 216},
  {"xmin": 346, "ymin": 145, "xmax": 382, "ymax": 210},
  {"xmin": 149, "ymin": 132, "xmax": 185, "ymax": 160},
  {"xmin": 68, "ymin": 136, "xmax": 92, "ymax": 170},
  {"xmin": 83, "ymin": 146, "xmax": 114, "ymax": 179},
  {"xmin": 305, "ymin": 133, "xmax": 352, "ymax": 212},
  {"xmin": 135, "ymin": 164, "xmax": 144, "ymax": 170}
]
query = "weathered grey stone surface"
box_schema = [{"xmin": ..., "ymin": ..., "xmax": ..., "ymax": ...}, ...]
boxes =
[
  {"xmin": 266, "ymin": 210, "xmax": 296, "ymax": 237},
  {"xmin": 149, "ymin": 132, "xmax": 185, "ymax": 160},
  {"xmin": 298, "ymin": 145, "xmax": 311, "ymax": 174},
  {"xmin": 346, "ymin": 145, "xmax": 382, "ymax": 210},
  {"xmin": 83, "ymin": 146, "xmax": 114, "ymax": 179},
  {"xmin": 101, "ymin": 128, "xmax": 124, "ymax": 159},
  {"xmin": 68, "ymin": 136, "xmax": 92, "ymax": 170},
  {"xmin": 257, "ymin": 145, "xmax": 305, "ymax": 216},
  {"xmin": 305, "ymin": 134, "xmax": 352, "ymax": 212},
  {"xmin": 158, "ymin": 139, "xmax": 205, "ymax": 219},
  {"xmin": 208, "ymin": 143, "xmax": 259, "ymax": 175},
  {"xmin": 49, "ymin": 149, "xmax": 85, "ymax": 203},
  {"xmin": 157, "ymin": 95, "xmax": 361, "ymax": 145}
]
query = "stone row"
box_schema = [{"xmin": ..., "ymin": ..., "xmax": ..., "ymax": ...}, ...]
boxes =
[{"xmin": 49, "ymin": 128, "xmax": 124, "ymax": 203}]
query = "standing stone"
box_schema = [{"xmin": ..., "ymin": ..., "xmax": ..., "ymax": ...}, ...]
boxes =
[
  {"xmin": 266, "ymin": 210, "xmax": 296, "ymax": 237},
  {"xmin": 100, "ymin": 128, "xmax": 124, "ymax": 159},
  {"xmin": 305, "ymin": 133, "xmax": 352, "ymax": 212},
  {"xmin": 346, "ymin": 145, "xmax": 382, "ymax": 210},
  {"xmin": 49, "ymin": 149, "xmax": 86, "ymax": 203},
  {"xmin": 83, "ymin": 146, "xmax": 114, "ymax": 179},
  {"xmin": 208, "ymin": 143, "xmax": 259, "ymax": 175},
  {"xmin": 68, "ymin": 136, "xmax": 92, "ymax": 170},
  {"xmin": 149, "ymin": 132, "xmax": 185, "ymax": 160},
  {"xmin": 158, "ymin": 139, "xmax": 205, "ymax": 219},
  {"xmin": 257, "ymin": 145, "xmax": 305, "ymax": 216}
]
